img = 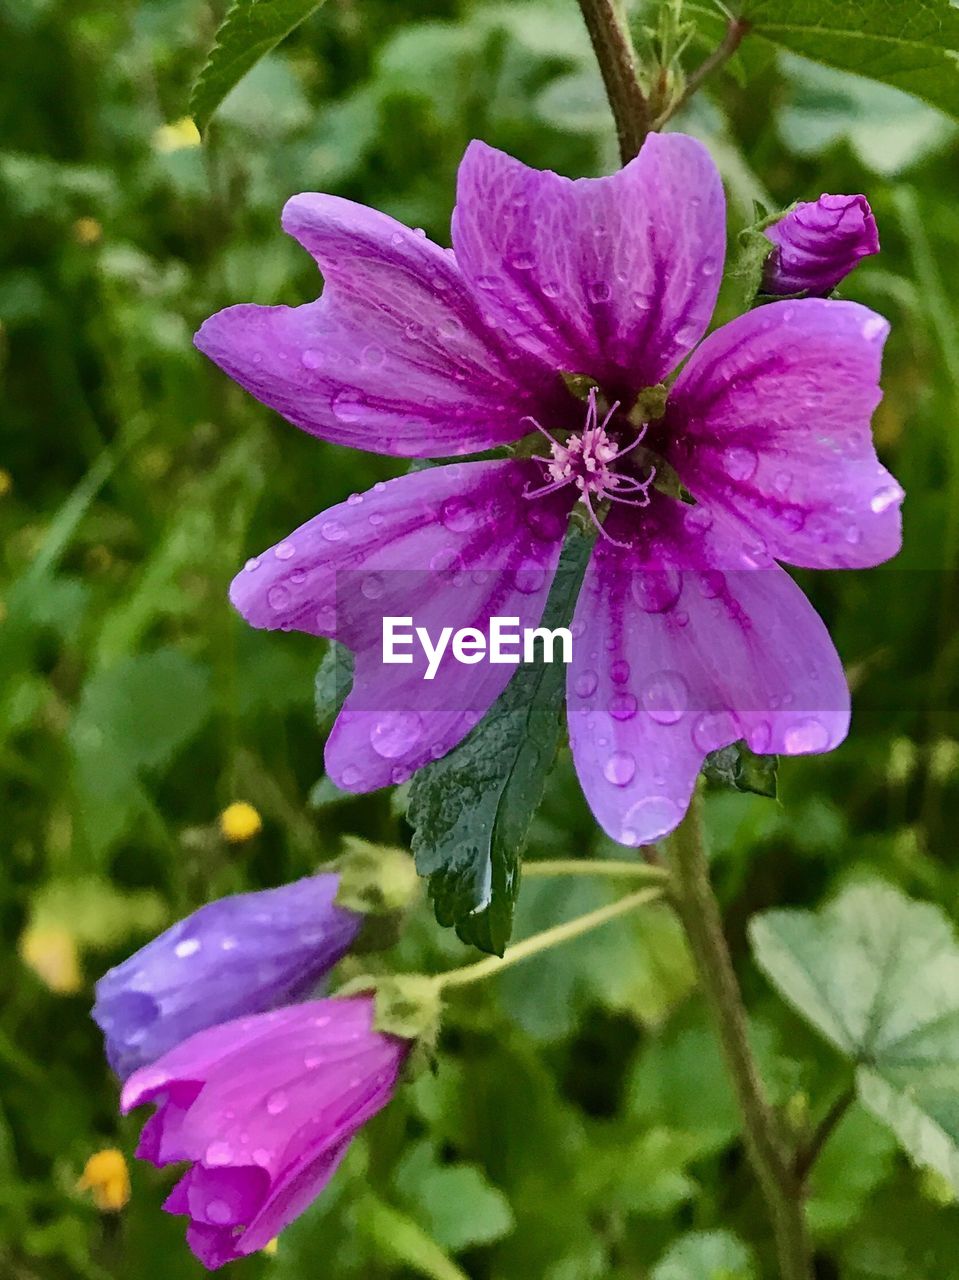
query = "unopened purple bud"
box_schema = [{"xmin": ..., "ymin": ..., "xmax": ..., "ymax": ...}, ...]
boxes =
[
  {"xmin": 93, "ymin": 875, "xmax": 361, "ymax": 1081},
  {"xmin": 763, "ymin": 194, "xmax": 879, "ymax": 297}
]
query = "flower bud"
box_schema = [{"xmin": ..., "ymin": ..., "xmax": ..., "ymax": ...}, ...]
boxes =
[{"xmin": 763, "ymin": 194, "xmax": 879, "ymax": 297}]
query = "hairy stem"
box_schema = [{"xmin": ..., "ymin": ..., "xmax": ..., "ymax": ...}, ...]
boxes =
[
  {"xmin": 795, "ymin": 1086, "xmax": 855, "ymax": 1185},
  {"xmin": 439, "ymin": 886, "xmax": 662, "ymax": 989},
  {"xmin": 576, "ymin": 0, "xmax": 650, "ymax": 162},
  {"xmin": 655, "ymin": 17, "xmax": 750, "ymax": 127},
  {"xmin": 668, "ymin": 795, "xmax": 813, "ymax": 1280}
]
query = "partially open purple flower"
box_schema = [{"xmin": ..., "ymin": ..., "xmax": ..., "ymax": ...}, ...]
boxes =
[
  {"xmin": 763, "ymin": 194, "xmax": 879, "ymax": 296},
  {"xmin": 196, "ymin": 134, "xmax": 903, "ymax": 845},
  {"xmin": 94, "ymin": 875, "xmax": 361, "ymax": 1080},
  {"xmin": 122, "ymin": 997, "xmax": 405, "ymax": 1269}
]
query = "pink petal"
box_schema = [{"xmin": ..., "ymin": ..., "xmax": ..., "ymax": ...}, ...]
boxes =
[
  {"xmin": 452, "ymin": 133, "xmax": 725, "ymax": 392},
  {"xmin": 567, "ymin": 499, "xmax": 850, "ymax": 846},
  {"xmin": 230, "ymin": 460, "xmax": 574, "ymax": 791},
  {"xmin": 195, "ymin": 196, "xmax": 560, "ymax": 458},
  {"xmin": 664, "ymin": 299, "xmax": 903, "ymax": 569}
]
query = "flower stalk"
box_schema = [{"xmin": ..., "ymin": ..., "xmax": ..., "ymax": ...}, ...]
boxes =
[
  {"xmin": 576, "ymin": 0, "xmax": 651, "ymax": 161},
  {"xmin": 668, "ymin": 794, "xmax": 813, "ymax": 1280},
  {"xmin": 439, "ymin": 885, "xmax": 663, "ymax": 989}
]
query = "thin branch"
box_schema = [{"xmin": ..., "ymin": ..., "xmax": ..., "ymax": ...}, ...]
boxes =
[
  {"xmin": 655, "ymin": 16, "xmax": 750, "ymax": 127},
  {"xmin": 794, "ymin": 1087, "xmax": 856, "ymax": 1185},
  {"xmin": 576, "ymin": 0, "xmax": 650, "ymax": 162}
]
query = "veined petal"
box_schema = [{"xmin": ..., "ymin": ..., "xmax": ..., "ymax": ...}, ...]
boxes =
[
  {"xmin": 195, "ymin": 196, "xmax": 559, "ymax": 457},
  {"xmin": 452, "ymin": 133, "xmax": 725, "ymax": 393},
  {"xmin": 664, "ymin": 299, "xmax": 903, "ymax": 569},
  {"xmin": 567, "ymin": 500, "xmax": 849, "ymax": 846},
  {"xmin": 230, "ymin": 460, "xmax": 574, "ymax": 792}
]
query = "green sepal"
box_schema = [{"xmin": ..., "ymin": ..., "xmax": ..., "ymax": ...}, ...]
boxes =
[
  {"xmin": 702, "ymin": 741, "xmax": 779, "ymax": 799},
  {"xmin": 561, "ymin": 371, "xmax": 600, "ymax": 401},
  {"xmin": 333, "ymin": 837, "xmax": 420, "ymax": 952},
  {"xmin": 336, "ymin": 973, "xmax": 442, "ymax": 1072},
  {"xmin": 627, "ymin": 383, "xmax": 668, "ymax": 426}
]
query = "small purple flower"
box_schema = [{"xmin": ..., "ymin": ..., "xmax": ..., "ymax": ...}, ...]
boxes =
[
  {"xmin": 196, "ymin": 134, "xmax": 903, "ymax": 846},
  {"xmin": 122, "ymin": 997, "xmax": 406, "ymax": 1270},
  {"xmin": 94, "ymin": 875, "xmax": 361, "ymax": 1081},
  {"xmin": 763, "ymin": 194, "xmax": 880, "ymax": 296}
]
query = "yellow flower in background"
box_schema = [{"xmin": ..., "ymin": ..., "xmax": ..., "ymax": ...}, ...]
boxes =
[
  {"xmin": 78, "ymin": 1149, "xmax": 130, "ymax": 1212},
  {"xmin": 153, "ymin": 116, "xmax": 201, "ymax": 154},
  {"xmin": 18, "ymin": 922, "xmax": 82, "ymax": 994},
  {"xmin": 72, "ymin": 217, "xmax": 102, "ymax": 246},
  {"xmin": 219, "ymin": 801, "xmax": 263, "ymax": 843}
]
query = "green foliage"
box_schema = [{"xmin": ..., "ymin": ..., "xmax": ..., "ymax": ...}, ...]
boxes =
[
  {"xmin": 408, "ymin": 529, "xmax": 590, "ymax": 955},
  {"xmin": 2, "ymin": 0, "xmax": 959, "ymax": 1276},
  {"xmin": 738, "ymin": 0, "xmax": 959, "ymax": 119},
  {"xmin": 190, "ymin": 0, "xmax": 330, "ymax": 131}
]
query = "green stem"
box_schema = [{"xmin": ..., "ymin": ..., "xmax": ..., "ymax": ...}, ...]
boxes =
[
  {"xmin": 654, "ymin": 17, "xmax": 750, "ymax": 127},
  {"xmin": 523, "ymin": 858, "xmax": 668, "ymax": 881},
  {"xmin": 668, "ymin": 795, "xmax": 813, "ymax": 1280},
  {"xmin": 576, "ymin": 0, "xmax": 650, "ymax": 162},
  {"xmin": 439, "ymin": 886, "xmax": 663, "ymax": 989}
]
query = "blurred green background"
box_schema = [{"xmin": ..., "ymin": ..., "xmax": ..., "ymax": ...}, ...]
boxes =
[{"xmin": 2, "ymin": 0, "xmax": 959, "ymax": 1276}]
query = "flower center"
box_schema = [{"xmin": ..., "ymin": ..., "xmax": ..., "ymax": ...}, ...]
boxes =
[{"xmin": 522, "ymin": 388, "xmax": 657, "ymax": 545}]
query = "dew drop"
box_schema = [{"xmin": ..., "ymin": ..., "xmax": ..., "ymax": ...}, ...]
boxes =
[
  {"xmin": 699, "ymin": 570, "xmax": 725, "ymax": 599},
  {"xmin": 360, "ymin": 573, "xmax": 385, "ymax": 600},
  {"xmin": 692, "ymin": 708, "xmax": 739, "ymax": 752},
  {"xmin": 574, "ymin": 669, "xmax": 598, "ymax": 698},
  {"xmin": 174, "ymin": 938, "xmax": 200, "ymax": 959},
  {"xmin": 631, "ymin": 569, "xmax": 682, "ymax": 614},
  {"xmin": 588, "ymin": 280, "xmax": 611, "ymax": 303},
  {"xmin": 514, "ymin": 560, "xmax": 546, "ymax": 594},
  {"xmin": 440, "ymin": 497, "xmax": 477, "ymax": 533},
  {"xmin": 321, "ymin": 520, "xmax": 346, "ymax": 542},
  {"xmin": 541, "ymin": 281, "xmax": 561, "ymax": 299},
  {"xmin": 642, "ymin": 671, "xmax": 689, "ymax": 725},
  {"xmin": 300, "ymin": 349, "xmax": 322, "ymax": 370},
  {"xmin": 870, "ymin": 484, "xmax": 903, "ymax": 514},
  {"xmin": 205, "ymin": 1141, "xmax": 233, "ymax": 1166},
  {"xmin": 782, "ymin": 717, "xmax": 830, "ymax": 753},
  {"xmin": 862, "ymin": 315, "xmax": 887, "ymax": 341},
  {"xmin": 750, "ymin": 720, "xmax": 772, "ymax": 754},
  {"xmin": 438, "ymin": 317, "xmax": 464, "ymax": 339},
  {"xmin": 510, "ymin": 252, "xmax": 535, "ymax": 270},
  {"xmin": 267, "ymin": 584, "xmax": 290, "ymax": 611},
  {"xmin": 724, "ymin": 445, "xmax": 758, "ymax": 482},
  {"xmin": 362, "ymin": 343, "xmax": 385, "ymax": 367},
  {"xmin": 341, "ymin": 765, "xmax": 361, "ymax": 787},
  {"xmin": 684, "ymin": 506, "xmax": 713, "ymax": 535},
  {"xmin": 621, "ymin": 795, "xmax": 680, "ymax": 841},
  {"xmin": 252, "ymin": 1148, "xmax": 271, "ymax": 1167},
  {"xmin": 610, "ymin": 658, "xmax": 631, "ymax": 684},
  {"xmin": 844, "ymin": 524, "xmax": 862, "ymax": 546},
  {"xmin": 244, "ymin": 556, "xmax": 260, "ymax": 572},
  {"xmin": 609, "ymin": 692, "xmax": 638, "ymax": 721},
  {"xmin": 331, "ymin": 390, "xmax": 365, "ymax": 423},
  {"xmin": 274, "ymin": 541, "xmax": 296, "ymax": 561},
  {"xmin": 603, "ymin": 751, "xmax": 636, "ymax": 786},
  {"xmin": 266, "ymin": 1091, "xmax": 288, "ymax": 1116},
  {"xmin": 429, "ymin": 547, "xmax": 461, "ymax": 573},
  {"xmin": 370, "ymin": 710, "xmax": 423, "ymax": 759},
  {"xmin": 206, "ymin": 1200, "xmax": 233, "ymax": 1225}
]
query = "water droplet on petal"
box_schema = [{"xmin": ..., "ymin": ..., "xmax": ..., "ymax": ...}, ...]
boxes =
[
  {"xmin": 174, "ymin": 938, "xmax": 200, "ymax": 958},
  {"xmin": 362, "ymin": 344, "xmax": 385, "ymax": 367},
  {"xmin": 440, "ymin": 497, "xmax": 477, "ymax": 533},
  {"xmin": 692, "ymin": 709, "xmax": 739, "ymax": 752},
  {"xmin": 244, "ymin": 556, "xmax": 260, "ymax": 572},
  {"xmin": 862, "ymin": 315, "xmax": 887, "ymax": 341},
  {"xmin": 361, "ymin": 573, "xmax": 385, "ymax": 600},
  {"xmin": 266, "ymin": 1091, "xmax": 288, "ymax": 1116},
  {"xmin": 609, "ymin": 692, "xmax": 638, "ymax": 721},
  {"xmin": 511, "ymin": 252, "xmax": 535, "ymax": 270},
  {"xmin": 267, "ymin": 584, "xmax": 291, "ymax": 611},
  {"xmin": 621, "ymin": 795, "xmax": 680, "ymax": 841},
  {"xmin": 301, "ymin": 349, "xmax": 322, "ymax": 370},
  {"xmin": 252, "ymin": 1148, "xmax": 271, "ymax": 1167},
  {"xmin": 844, "ymin": 525, "xmax": 862, "ymax": 546},
  {"xmin": 321, "ymin": 520, "xmax": 346, "ymax": 542},
  {"xmin": 574, "ymin": 670, "xmax": 598, "ymax": 698},
  {"xmin": 632, "ymin": 569, "xmax": 682, "ymax": 614},
  {"xmin": 642, "ymin": 671, "xmax": 689, "ymax": 725},
  {"xmin": 588, "ymin": 280, "xmax": 611, "ymax": 303},
  {"xmin": 205, "ymin": 1141, "xmax": 233, "ymax": 1166},
  {"xmin": 370, "ymin": 710, "xmax": 423, "ymax": 759},
  {"xmin": 604, "ymin": 751, "xmax": 636, "ymax": 786},
  {"xmin": 724, "ymin": 445, "xmax": 758, "ymax": 482},
  {"xmin": 782, "ymin": 717, "xmax": 830, "ymax": 753},
  {"xmin": 206, "ymin": 1200, "xmax": 234, "ymax": 1225},
  {"xmin": 870, "ymin": 484, "xmax": 903, "ymax": 514},
  {"xmin": 610, "ymin": 658, "xmax": 631, "ymax": 684},
  {"xmin": 684, "ymin": 506, "xmax": 713, "ymax": 535},
  {"xmin": 699, "ymin": 571, "xmax": 725, "ymax": 599},
  {"xmin": 341, "ymin": 765, "xmax": 361, "ymax": 787},
  {"xmin": 541, "ymin": 281, "xmax": 560, "ymax": 298},
  {"xmin": 274, "ymin": 541, "xmax": 296, "ymax": 561},
  {"xmin": 331, "ymin": 390, "xmax": 365, "ymax": 422},
  {"xmin": 750, "ymin": 720, "xmax": 772, "ymax": 754},
  {"xmin": 514, "ymin": 560, "xmax": 546, "ymax": 594}
]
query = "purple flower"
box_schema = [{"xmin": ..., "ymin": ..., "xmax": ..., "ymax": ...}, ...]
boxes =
[
  {"xmin": 94, "ymin": 875, "xmax": 361, "ymax": 1081},
  {"xmin": 196, "ymin": 134, "xmax": 903, "ymax": 846},
  {"xmin": 122, "ymin": 997, "xmax": 405, "ymax": 1269},
  {"xmin": 763, "ymin": 194, "xmax": 880, "ymax": 296}
]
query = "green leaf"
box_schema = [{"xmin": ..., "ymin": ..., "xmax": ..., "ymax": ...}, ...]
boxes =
[
  {"xmin": 651, "ymin": 1229, "xmax": 757, "ymax": 1280},
  {"xmin": 355, "ymin": 1195, "xmax": 470, "ymax": 1280},
  {"xmin": 189, "ymin": 0, "xmax": 329, "ymax": 132},
  {"xmin": 737, "ymin": 0, "xmax": 959, "ymax": 121},
  {"xmin": 751, "ymin": 882, "xmax": 959, "ymax": 1193},
  {"xmin": 703, "ymin": 740, "xmax": 779, "ymax": 799},
  {"xmin": 407, "ymin": 528, "xmax": 590, "ymax": 955},
  {"xmin": 394, "ymin": 1142, "xmax": 515, "ymax": 1252},
  {"xmin": 315, "ymin": 641, "xmax": 353, "ymax": 735}
]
